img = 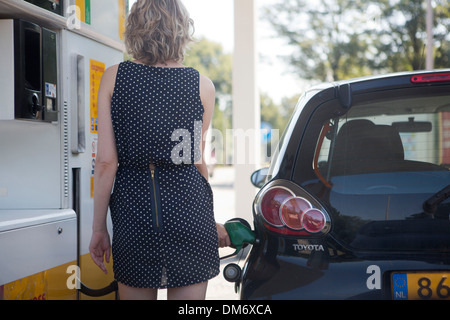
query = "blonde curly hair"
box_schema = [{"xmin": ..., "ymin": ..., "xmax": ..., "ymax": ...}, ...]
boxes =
[{"xmin": 124, "ymin": 0, "xmax": 194, "ymax": 65}]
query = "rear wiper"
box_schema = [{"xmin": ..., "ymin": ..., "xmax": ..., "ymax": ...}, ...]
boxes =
[{"xmin": 423, "ymin": 184, "xmax": 450, "ymax": 214}]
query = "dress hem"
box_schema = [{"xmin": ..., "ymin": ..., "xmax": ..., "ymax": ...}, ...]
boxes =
[{"xmin": 114, "ymin": 269, "xmax": 220, "ymax": 290}]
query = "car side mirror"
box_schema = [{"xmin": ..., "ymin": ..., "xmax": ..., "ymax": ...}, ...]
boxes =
[{"xmin": 251, "ymin": 168, "xmax": 269, "ymax": 188}]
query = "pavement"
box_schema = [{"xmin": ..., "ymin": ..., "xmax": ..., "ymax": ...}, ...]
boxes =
[
  {"xmin": 207, "ymin": 165, "xmax": 243, "ymax": 300},
  {"xmin": 158, "ymin": 166, "xmax": 244, "ymax": 300}
]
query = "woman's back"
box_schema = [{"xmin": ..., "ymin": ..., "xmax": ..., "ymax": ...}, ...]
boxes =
[
  {"xmin": 112, "ymin": 60, "xmax": 203, "ymax": 168},
  {"xmin": 108, "ymin": 60, "xmax": 220, "ymax": 289}
]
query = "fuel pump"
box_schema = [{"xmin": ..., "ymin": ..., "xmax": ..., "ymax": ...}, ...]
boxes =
[
  {"xmin": 14, "ymin": 19, "xmax": 58, "ymax": 122},
  {"xmin": 0, "ymin": 0, "xmax": 125, "ymax": 300}
]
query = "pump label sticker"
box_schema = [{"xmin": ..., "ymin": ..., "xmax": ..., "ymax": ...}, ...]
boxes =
[
  {"xmin": 89, "ymin": 59, "xmax": 105, "ymax": 134},
  {"xmin": 45, "ymin": 83, "xmax": 56, "ymax": 98},
  {"xmin": 75, "ymin": 0, "xmax": 91, "ymax": 25},
  {"xmin": 91, "ymin": 137, "xmax": 97, "ymax": 198}
]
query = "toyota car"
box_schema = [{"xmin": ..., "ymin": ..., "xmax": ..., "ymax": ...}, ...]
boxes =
[{"xmin": 228, "ymin": 70, "xmax": 450, "ymax": 300}]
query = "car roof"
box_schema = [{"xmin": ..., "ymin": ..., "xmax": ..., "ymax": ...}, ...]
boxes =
[
  {"xmin": 306, "ymin": 69, "xmax": 450, "ymax": 92},
  {"xmin": 303, "ymin": 69, "xmax": 450, "ymax": 109}
]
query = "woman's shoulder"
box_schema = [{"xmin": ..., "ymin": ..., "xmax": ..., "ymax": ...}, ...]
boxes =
[
  {"xmin": 100, "ymin": 63, "xmax": 121, "ymax": 97},
  {"xmin": 198, "ymin": 73, "xmax": 215, "ymax": 97},
  {"xmin": 198, "ymin": 72, "xmax": 215, "ymax": 112},
  {"xmin": 104, "ymin": 63, "xmax": 120, "ymax": 77}
]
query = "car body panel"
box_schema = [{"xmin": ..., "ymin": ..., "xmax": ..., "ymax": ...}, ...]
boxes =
[{"xmin": 239, "ymin": 70, "xmax": 450, "ymax": 300}]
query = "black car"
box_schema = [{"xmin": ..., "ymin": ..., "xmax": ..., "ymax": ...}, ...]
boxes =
[{"xmin": 225, "ymin": 70, "xmax": 450, "ymax": 300}]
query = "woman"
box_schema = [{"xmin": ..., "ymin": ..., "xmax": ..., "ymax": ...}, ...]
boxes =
[{"xmin": 89, "ymin": 0, "xmax": 230, "ymax": 300}]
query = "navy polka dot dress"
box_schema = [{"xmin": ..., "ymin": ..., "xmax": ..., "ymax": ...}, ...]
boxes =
[{"xmin": 109, "ymin": 61, "xmax": 220, "ymax": 289}]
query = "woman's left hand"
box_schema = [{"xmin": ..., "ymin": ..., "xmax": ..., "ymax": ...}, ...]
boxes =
[
  {"xmin": 89, "ymin": 230, "xmax": 111, "ymax": 274},
  {"xmin": 216, "ymin": 223, "xmax": 231, "ymax": 248}
]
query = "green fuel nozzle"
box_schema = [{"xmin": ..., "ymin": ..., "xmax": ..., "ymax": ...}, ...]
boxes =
[{"xmin": 221, "ymin": 219, "xmax": 257, "ymax": 260}]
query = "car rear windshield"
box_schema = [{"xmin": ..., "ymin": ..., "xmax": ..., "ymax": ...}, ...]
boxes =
[{"xmin": 310, "ymin": 89, "xmax": 450, "ymax": 252}]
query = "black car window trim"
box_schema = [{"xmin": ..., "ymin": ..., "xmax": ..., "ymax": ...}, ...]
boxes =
[
  {"xmin": 293, "ymin": 85, "xmax": 450, "ymax": 186},
  {"xmin": 268, "ymin": 87, "xmax": 336, "ymax": 181},
  {"xmin": 313, "ymin": 120, "xmax": 333, "ymax": 188}
]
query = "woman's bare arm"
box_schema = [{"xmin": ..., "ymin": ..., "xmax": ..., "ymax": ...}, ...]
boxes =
[{"xmin": 89, "ymin": 64, "xmax": 118, "ymax": 273}]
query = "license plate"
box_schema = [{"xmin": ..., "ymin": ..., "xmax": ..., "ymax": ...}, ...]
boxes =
[{"xmin": 392, "ymin": 272, "xmax": 450, "ymax": 300}]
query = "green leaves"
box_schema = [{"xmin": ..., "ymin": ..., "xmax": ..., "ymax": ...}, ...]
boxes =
[{"xmin": 264, "ymin": 0, "xmax": 450, "ymax": 81}]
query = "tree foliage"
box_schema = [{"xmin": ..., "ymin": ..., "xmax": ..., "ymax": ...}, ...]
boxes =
[
  {"xmin": 373, "ymin": 0, "xmax": 450, "ymax": 71},
  {"xmin": 184, "ymin": 36, "xmax": 233, "ymax": 129},
  {"xmin": 260, "ymin": 93, "xmax": 299, "ymax": 133},
  {"xmin": 264, "ymin": 0, "xmax": 374, "ymax": 81},
  {"xmin": 184, "ymin": 37, "xmax": 233, "ymax": 163},
  {"xmin": 264, "ymin": 0, "xmax": 450, "ymax": 81},
  {"xmin": 184, "ymin": 37, "xmax": 232, "ymax": 97}
]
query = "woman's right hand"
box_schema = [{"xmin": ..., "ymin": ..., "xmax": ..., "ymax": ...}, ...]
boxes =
[
  {"xmin": 216, "ymin": 223, "xmax": 231, "ymax": 248},
  {"xmin": 89, "ymin": 230, "xmax": 111, "ymax": 274}
]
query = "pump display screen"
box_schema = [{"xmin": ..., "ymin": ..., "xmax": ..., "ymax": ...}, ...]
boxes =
[
  {"xmin": 24, "ymin": 0, "xmax": 63, "ymax": 16},
  {"xmin": 24, "ymin": 29, "xmax": 40, "ymax": 91}
]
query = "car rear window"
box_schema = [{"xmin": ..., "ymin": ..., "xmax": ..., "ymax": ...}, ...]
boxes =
[{"xmin": 308, "ymin": 90, "xmax": 450, "ymax": 252}]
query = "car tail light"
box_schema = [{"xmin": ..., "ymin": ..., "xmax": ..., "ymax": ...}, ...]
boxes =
[
  {"xmin": 256, "ymin": 183, "xmax": 331, "ymax": 237},
  {"xmin": 280, "ymin": 197, "xmax": 312, "ymax": 230},
  {"xmin": 301, "ymin": 208, "xmax": 326, "ymax": 233},
  {"xmin": 260, "ymin": 187, "xmax": 293, "ymax": 227},
  {"xmin": 411, "ymin": 72, "xmax": 450, "ymax": 83}
]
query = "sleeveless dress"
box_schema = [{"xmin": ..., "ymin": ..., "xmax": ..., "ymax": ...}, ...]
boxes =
[{"xmin": 109, "ymin": 61, "xmax": 220, "ymax": 289}]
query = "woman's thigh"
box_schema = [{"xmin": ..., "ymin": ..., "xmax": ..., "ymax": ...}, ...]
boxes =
[
  {"xmin": 118, "ymin": 282, "xmax": 158, "ymax": 300},
  {"xmin": 167, "ymin": 281, "xmax": 208, "ymax": 300}
]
